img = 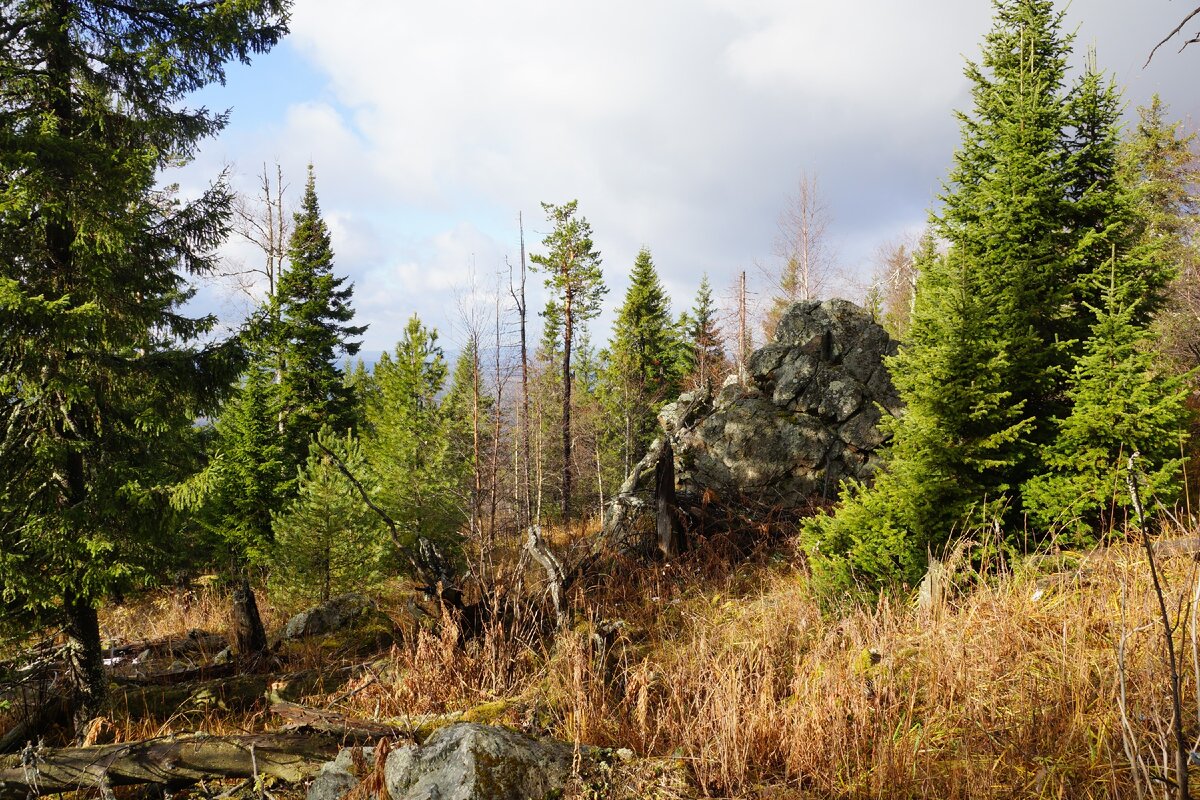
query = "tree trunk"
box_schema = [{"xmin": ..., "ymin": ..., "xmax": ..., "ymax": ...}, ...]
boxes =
[
  {"xmin": 655, "ymin": 440, "xmax": 685, "ymax": 558},
  {"xmin": 230, "ymin": 578, "xmax": 268, "ymax": 663},
  {"xmin": 561, "ymin": 296, "xmax": 574, "ymax": 530},
  {"xmin": 62, "ymin": 592, "xmax": 105, "ymax": 738}
]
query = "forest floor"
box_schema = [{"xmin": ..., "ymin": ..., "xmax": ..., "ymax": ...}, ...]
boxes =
[{"xmin": 6, "ymin": 520, "xmax": 1200, "ymax": 799}]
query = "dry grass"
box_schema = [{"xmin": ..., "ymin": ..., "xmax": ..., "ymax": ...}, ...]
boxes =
[{"xmin": 87, "ymin": 522, "xmax": 1200, "ymax": 799}]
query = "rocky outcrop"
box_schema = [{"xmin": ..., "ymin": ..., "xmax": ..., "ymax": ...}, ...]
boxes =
[
  {"xmin": 384, "ymin": 723, "xmax": 573, "ymax": 800},
  {"xmin": 661, "ymin": 299, "xmax": 901, "ymax": 509}
]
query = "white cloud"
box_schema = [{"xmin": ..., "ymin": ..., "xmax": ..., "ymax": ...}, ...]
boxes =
[{"xmin": 185, "ymin": 0, "xmax": 1200, "ymax": 352}]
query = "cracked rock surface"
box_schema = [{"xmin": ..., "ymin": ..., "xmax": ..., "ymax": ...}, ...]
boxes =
[{"xmin": 663, "ymin": 299, "xmax": 902, "ymax": 508}]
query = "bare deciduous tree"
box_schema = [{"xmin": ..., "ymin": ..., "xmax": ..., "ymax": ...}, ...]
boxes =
[
  {"xmin": 764, "ymin": 171, "xmax": 836, "ymax": 338},
  {"xmin": 223, "ymin": 162, "xmax": 290, "ymax": 303},
  {"xmin": 870, "ymin": 234, "xmax": 920, "ymax": 339}
]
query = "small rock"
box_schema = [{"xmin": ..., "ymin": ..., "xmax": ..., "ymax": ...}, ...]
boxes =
[
  {"xmin": 384, "ymin": 723, "xmax": 573, "ymax": 800},
  {"xmin": 308, "ymin": 747, "xmax": 375, "ymax": 800},
  {"xmin": 283, "ymin": 593, "xmax": 392, "ymax": 640}
]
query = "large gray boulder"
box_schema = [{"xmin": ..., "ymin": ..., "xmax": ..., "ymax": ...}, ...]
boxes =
[
  {"xmin": 384, "ymin": 723, "xmax": 574, "ymax": 800},
  {"xmin": 663, "ymin": 299, "xmax": 901, "ymax": 508}
]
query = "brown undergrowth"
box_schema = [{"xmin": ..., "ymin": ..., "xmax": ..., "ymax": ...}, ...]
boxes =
[{"xmin": 87, "ymin": 521, "xmax": 1200, "ymax": 799}]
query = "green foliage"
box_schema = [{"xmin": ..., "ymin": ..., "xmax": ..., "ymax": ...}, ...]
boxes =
[
  {"xmin": 270, "ymin": 428, "xmax": 383, "ymax": 605},
  {"xmin": 0, "ymin": 0, "xmax": 287, "ymax": 626},
  {"xmin": 364, "ymin": 316, "xmax": 467, "ymax": 561},
  {"xmin": 275, "ymin": 165, "xmax": 367, "ymax": 464},
  {"xmin": 530, "ymin": 200, "xmax": 607, "ymax": 337},
  {"xmin": 1122, "ymin": 96, "xmax": 1200, "ymax": 376},
  {"xmin": 206, "ymin": 363, "xmax": 288, "ymax": 562},
  {"xmin": 683, "ymin": 273, "xmax": 726, "ymax": 390},
  {"xmin": 530, "ymin": 200, "xmax": 607, "ymax": 521},
  {"xmin": 1023, "ymin": 281, "xmax": 1190, "ymax": 544},
  {"xmin": 805, "ymin": 0, "xmax": 1181, "ymax": 598},
  {"xmin": 602, "ymin": 248, "xmax": 684, "ymax": 470}
]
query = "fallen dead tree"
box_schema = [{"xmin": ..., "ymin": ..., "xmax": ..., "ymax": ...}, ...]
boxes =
[
  {"xmin": 0, "ymin": 732, "xmax": 345, "ymax": 799},
  {"xmin": 271, "ymin": 700, "xmax": 411, "ymax": 741}
]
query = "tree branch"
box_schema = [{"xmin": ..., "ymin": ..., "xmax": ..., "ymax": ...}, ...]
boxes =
[{"xmin": 1146, "ymin": 6, "xmax": 1200, "ymax": 66}]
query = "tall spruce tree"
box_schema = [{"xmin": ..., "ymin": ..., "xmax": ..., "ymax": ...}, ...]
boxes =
[
  {"xmin": 803, "ymin": 0, "xmax": 1160, "ymax": 598},
  {"xmin": 604, "ymin": 248, "xmax": 682, "ymax": 473},
  {"xmin": 530, "ymin": 201, "xmax": 606, "ymax": 527},
  {"xmin": 275, "ymin": 165, "xmax": 366, "ymax": 466},
  {"xmin": 0, "ymin": 0, "xmax": 287, "ymax": 722}
]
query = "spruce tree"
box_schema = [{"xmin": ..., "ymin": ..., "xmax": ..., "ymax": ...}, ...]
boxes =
[
  {"xmin": 209, "ymin": 363, "xmax": 288, "ymax": 563},
  {"xmin": 603, "ymin": 248, "xmax": 682, "ymax": 472},
  {"xmin": 803, "ymin": 0, "xmax": 1156, "ymax": 598},
  {"xmin": 1122, "ymin": 96, "xmax": 1200, "ymax": 376},
  {"xmin": 684, "ymin": 274, "xmax": 727, "ymax": 391},
  {"xmin": 275, "ymin": 165, "xmax": 367, "ymax": 466},
  {"xmin": 1023, "ymin": 278, "xmax": 1189, "ymax": 544},
  {"xmin": 0, "ymin": 0, "xmax": 287, "ymax": 721}
]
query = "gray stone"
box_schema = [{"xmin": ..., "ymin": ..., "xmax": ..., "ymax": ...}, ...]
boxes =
[
  {"xmin": 661, "ymin": 299, "xmax": 901, "ymax": 509},
  {"xmin": 283, "ymin": 593, "xmax": 391, "ymax": 640},
  {"xmin": 384, "ymin": 723, "xmax": 573, "ymax": 800},
  {"xmin": 308, "ymin": 747, "xmax": 375, "ymax": 800}
]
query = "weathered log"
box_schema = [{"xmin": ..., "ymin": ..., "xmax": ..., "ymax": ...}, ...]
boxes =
[
  {"xmin": 1153, "ymin": 535, "xmax": 1200, "ymax": 560},
  {"xmin": 113, "ymin": 669, "xmax": 348, "ymax": 722},
  {"xmin": 271, "ymin": 700, "xmax": 411, "ymax": 741},
  {"xmin": 0, "ymin": 732, "xmax": 341, "ymax": 799},
  {"xmin": 112, "ymin": 661, "xmax": 239, "ymax": 687},
  {"xmin": 602, "ymin": 436, "xmax": 666, "ymax": 545},
  {"xmin": 524, "ymin": 526, "xmax": 567, "ymax": 629},
  {"xmin": 103, "ymin": 630, "xmax": 227, "ymax": 661}
]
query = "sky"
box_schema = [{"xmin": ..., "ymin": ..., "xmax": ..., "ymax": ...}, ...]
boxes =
[{"xmin": 178, "ymin": 0, "xmax": 1200, "ymax": 359}]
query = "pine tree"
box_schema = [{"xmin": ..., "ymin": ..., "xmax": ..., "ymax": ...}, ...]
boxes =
[
  {"xmin": 271, "ymin": 428, "xmax": 383, "ymax": 605},
  {"xmin": 275, "ymin": 165, "xmax": 367, "ymax": 466},
  {"xmin": 530, "ymin": 201, "xmax": 607, "ymax": 527},
  {"xmin": 603, "ymin": 248, "xmax": 683, "ymax": 472},
  {"xmin": 365, "ymin": 316, "xmax": 466, "ymax": 561},
  {"xmin": 0, "ymin": 0, "xmax": 287, "ymax": 721}
]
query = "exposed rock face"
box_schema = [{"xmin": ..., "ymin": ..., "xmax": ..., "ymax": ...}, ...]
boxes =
[
  {"xmin": 662, "ymin": 299, "xmax": 901, "ymax": 508},
  {"xmin": 383, "ymin": 723, "xmax": 573, "ymax": 800}
]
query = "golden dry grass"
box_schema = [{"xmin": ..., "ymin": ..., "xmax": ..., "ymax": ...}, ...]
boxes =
[{"xmin": 91, "ymin": 523, "xmax": 1200, "ymax": 799}]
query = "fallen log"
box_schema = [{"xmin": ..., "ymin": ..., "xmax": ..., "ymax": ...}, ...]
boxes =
[
  {"xmin": 114, "ymin": 668, "xmax": 348, "ymax": 721},
  {"xmin": 112, "ymin": 661, "xmax": 239, "ymax": 687},
  {"xmin": 0, "ymin": 732, "xmax": 341, "ymax": 799},
  {"xmin": 271, "ymin": 700, "xmax": 411, "ymax": 741},
  {"xmin": 104, "ymin": 630, "xmax": 227, "ymax": 662}
]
